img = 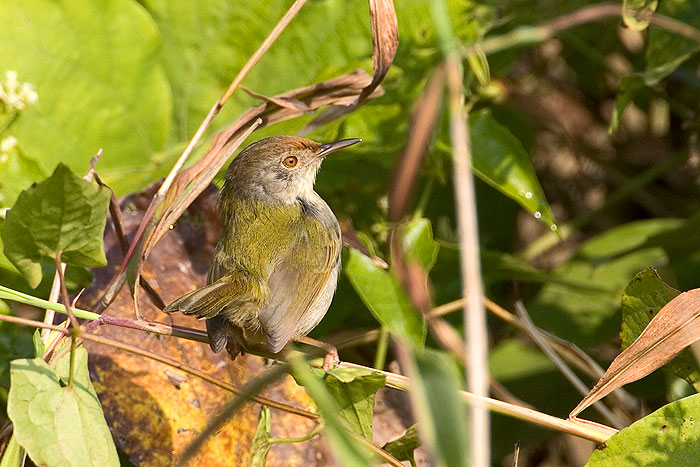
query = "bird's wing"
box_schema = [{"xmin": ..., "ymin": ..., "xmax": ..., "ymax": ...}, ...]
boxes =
[
  {"xmin": 163, "ymin": 271, "xmax": 267, "ymax": 319},
  {"xmin": 258, "ymin": 215, "xmax": 340, "ymax": 353}
]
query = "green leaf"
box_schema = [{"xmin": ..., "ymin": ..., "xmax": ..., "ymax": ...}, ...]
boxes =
[
  {"xmin": 320, "ymin": 367, "xmax": 386, "ymax": 440},
  {"xmin": 2, "ymin": 164, "xmax": 111, "ymax": 287},
  {"xmin": 644, "ymin": 1, "xmax": 700, "ymax": 85},
  {"xmin": 0, "ymin": 0, "xmax": 171, "ymax": 197},
  {"xmin": 0, "ymin": 435, "xmax": 26, "ymax": 467},
  {"xmin": 142, "ymin": 0, "xmax": 372, "ymax": 139},
  {"xmin": 622, "ymin": 0, "xmax": 658, "ymax": 31},
  {"xmin": 528, "ymin": 219, "xmax": 679, "ymax": 347},
  {"xmin": 404, "ymin": 348, "xmax": 469, "ymax": 467},
  {"xmin": 345, "ymin": 248, "xmax": 426, "ymax": 346},
  {"xmin": 469, "ymin": 109, "xmax": 556, "ymax": 230},
  {"xmin": 249, "ymin": 406, "xmax": 272, "ymax": 467},
  {"xmin": 32, "ymin": 329, "xmax": 44, "ymax": 359},
  {"xmin": 585, "ymin": 393, "xmax": 700, "ymax": 466},
  {"xmin": 401, "ymin": 218, "xmax": 440, "ymax": 273},
  {"xmin": 289, "ymin": 356, "xmax": 374, "ymax": 466},
  {"xmin": 7, "ymin": 347, "xmax": 119, "ymax": 466},
  {"xmin": 382, "ymin": 424, "xmax": 420, "ymax": 463},
  {"xmin": 621, "ymin": 268, "xmax": 700, "ymax": 391}
]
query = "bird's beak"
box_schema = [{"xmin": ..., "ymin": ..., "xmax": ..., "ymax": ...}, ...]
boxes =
[{"xmin": 317, "ymin": 138, "xmax": 362, "ymax": 158}]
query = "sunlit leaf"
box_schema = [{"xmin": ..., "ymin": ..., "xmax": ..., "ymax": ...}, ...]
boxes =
[
  {"xmin": 621, "ymin": 268, "xmax": 700, "ymax": 391},
  {"xmin": 469, "ymin": 109, "xmax": 556, "ymax": 229},
  {"xmin": 345, "ymin": 248, "xmax": 426, "ymax": 346},
  {"xmin": 2, "ymin": 164, "xmax": 110, "ymax": 287},
  {"xmin": 320, "ymin": 366, "xmax": 386, "ymax": 440},
  {"xmin": 0, "ymin": 0, "xmax": 171, "ymax": 197},
  {"xmin": 585, "ymin": 394, "xmax": 700, "ymax": 466},
  {"xmin": 382, "ymin": 424, "xmax": 420, "ymax": 463},
  {"xmin": 8, "ymin": 347, "xmax": 119, "ymax": 466}
]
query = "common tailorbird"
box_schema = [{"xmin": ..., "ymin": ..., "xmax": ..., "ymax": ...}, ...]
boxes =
[{"xmin": 164, "ymin": 135, "xmax": 360, "ymax": 356}]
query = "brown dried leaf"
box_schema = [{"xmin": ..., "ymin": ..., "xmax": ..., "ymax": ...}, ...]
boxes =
[
  {"xmin": 242, "ymin": 87, "xmax": 312, "ymax": 113},
  {"xmin": 388, "ymin": 66, "xmax": 445, "ymax": 222},
  {"xmin": 570, "ymin": 289, "xmax": 700, "ymax": 418},
  {"xmin": 300, "ymin": 0, "xmax": 398, "ymax": 134},
  {"xmin": 339, "ymin": 217, "xmax": 388, "ymax": 269}
]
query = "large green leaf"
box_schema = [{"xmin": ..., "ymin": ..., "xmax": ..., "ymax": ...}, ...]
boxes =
[
  {"xmin": 2, "ymin": 164, "xmax": 110, "ymax": 288},
  {"xmin": 7, "ymin": 347, "xmax": 119, "ymax": 467},
  {"xmin": 320, "ymin": 367, "xmax": 386, "ymax": 440},
  {"xmin": 142, "ymin": 0, "xmax": 372, "ymax": 140},
  {"xmin": 585, "ymin": 393, "xmax": 700, "ymax": 466},
  {"xmin": 528, "ymin": 219, "xmax": 679, "ymax": 347},
  {"xmin": 469, "ymin": 109, "xmax": 556, "ymax": 230},
  {"xmin": 621, "ymin": 268, "xmax": 700, "ymax": 391},
  {"xmin": 405, "ymin": 348, "xmax": 469, "ymax": 467},
  {"xmin": 0, "ymin": 0, "xmax": 171, "ymax": 197},
  {"xmin": 345, "ymin": 248, "xmax": 426, "ymax": 346}
]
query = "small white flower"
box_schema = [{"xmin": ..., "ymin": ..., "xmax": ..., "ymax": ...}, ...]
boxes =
[
  {"xmin": 0, "ymin": 136, "xmax": 18, "ymax": 153},
  {"xmin": 0, "ymin": 70, "xmax": 38, "ymax": 113}
]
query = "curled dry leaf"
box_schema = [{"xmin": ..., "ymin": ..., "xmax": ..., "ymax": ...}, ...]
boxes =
[
  {"xmin": 300, "ymin": 0, "xmax": 398, "ymax": 134},
  {"xmin": 570, "ymin": 287, "xmax": 700, "ymax": 418}
]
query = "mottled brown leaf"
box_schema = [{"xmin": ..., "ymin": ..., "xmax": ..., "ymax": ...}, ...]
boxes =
[{"xmin": 570, "ymin": 288, "xmax": 700, "ymax": 418}]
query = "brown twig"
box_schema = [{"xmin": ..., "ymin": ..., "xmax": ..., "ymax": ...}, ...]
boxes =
[{"xmin": 0, "ymin": 313, "xmax": 319, "ymax": 422}]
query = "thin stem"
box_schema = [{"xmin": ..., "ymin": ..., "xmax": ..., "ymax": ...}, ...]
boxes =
[
  {"xmin": 0, "ymin": 313, "xmax": 319, "ymax": 422},
  {"xmin": 0, "ymin": 312, "xmax": 617, "ymax": 443},
  {"xmin": 41, "ymin": 262, "xmax": 65, "ymax": 342},
  {"xmin": 54, "ymin": 253, "xmax": 79, "ymax": 330},
  {"xmin": 339, "ymin": 361, "xmax": 617, "ymax": 443},
  {"xmin": 446, "ymin": 54, "xmax": 490, "ymax": 464},
  {"xmin": 477, "ymin": 3, "xmax": 700, "ymax": 57},
  {"xmin": 268, "ymin": 424, "xmax": 323, "ymax": 444},
  {"xmin": 54, "ymin": 252, "xmax": 80, "ymax": 388},
  {"xmin": 374, "ymin": 326, "xmax": 389, "ymax": 370},
  {"xmin": 520, "ymin": 151, "xmax": 686, "ymax": 261},
  {"xmin": 0, "ymin": 285, "xmax": 99, "ymax": 320}
]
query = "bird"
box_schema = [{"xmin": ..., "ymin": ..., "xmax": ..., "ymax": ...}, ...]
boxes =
[{"xmin": 164, "ymin": 135, "xmax": 360, "ymax": 357}]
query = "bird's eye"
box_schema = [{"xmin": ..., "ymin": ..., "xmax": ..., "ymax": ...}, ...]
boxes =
[{"xmin": 283, "ymin": 155, "xmax": 299, "ymax": 168}]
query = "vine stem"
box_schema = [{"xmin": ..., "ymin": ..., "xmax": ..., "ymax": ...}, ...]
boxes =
[{"xmin": 0, "ymin": 312, "xmax": 617, "ymax": 444}]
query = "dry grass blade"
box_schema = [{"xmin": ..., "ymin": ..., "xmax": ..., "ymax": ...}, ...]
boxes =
[
  {"xmin": 300, "ymin": 0, "xmax": 398, "ymax": 133},
  {"xmin": 570, "ymin": 289, "xmax": 700, "ymax": 418},
  {"xmin": 388, "ymin": 65, "xmax": 446, "ymax": 222},
  {"xmin": 339, "ymin": 217, "xmax": 388, "ymax": 268}
]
